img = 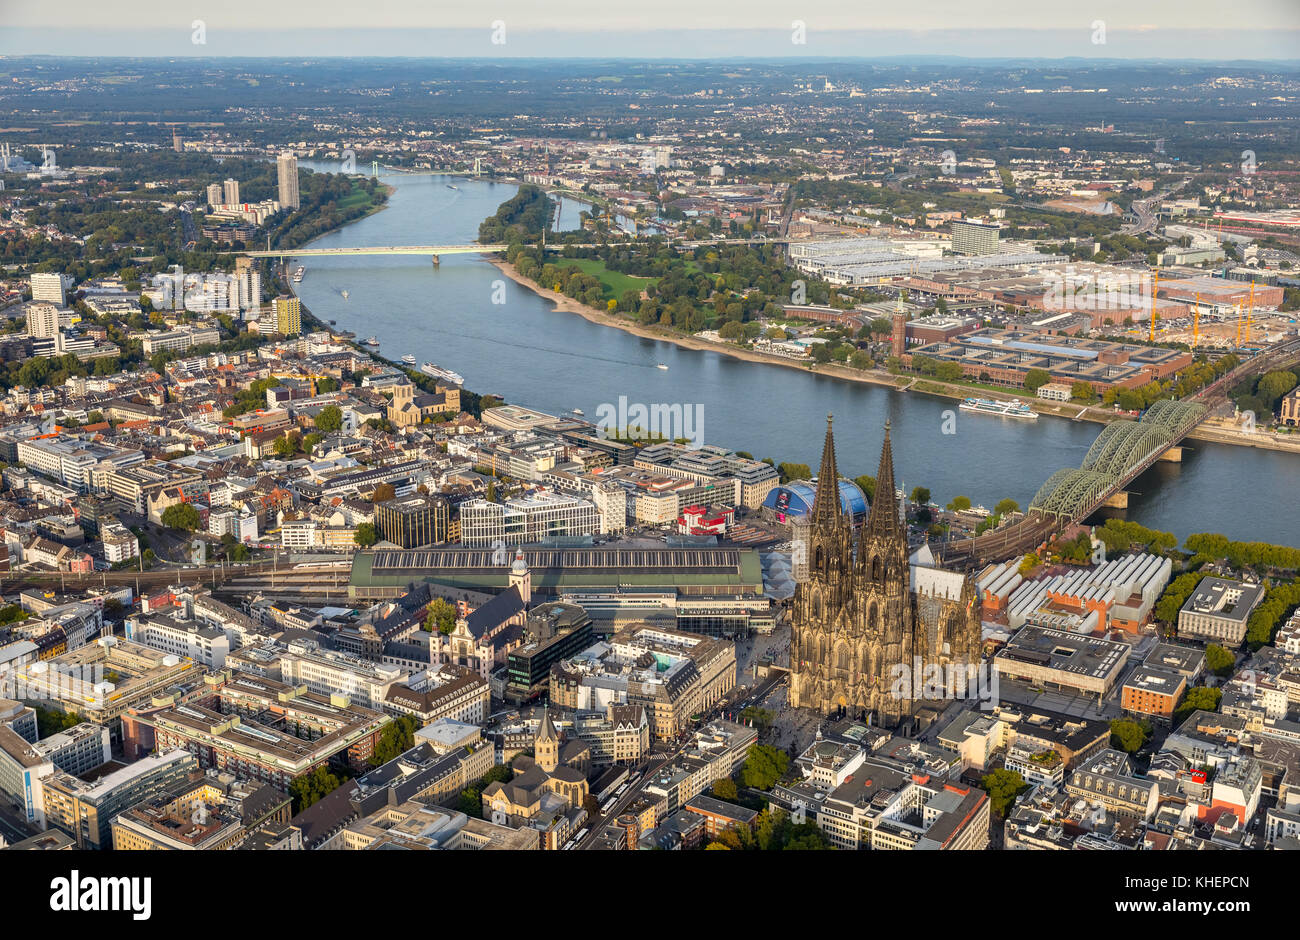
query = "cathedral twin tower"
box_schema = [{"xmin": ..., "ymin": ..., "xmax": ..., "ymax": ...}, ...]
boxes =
[{"xmin": 789, "ymin": 416, "xmax": 983, "ymax": 727}]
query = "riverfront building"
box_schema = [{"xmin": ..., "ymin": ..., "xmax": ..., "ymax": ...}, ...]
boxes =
[
  {"xmin": 903, "ymin": 328, "xmax": 1194, "ymax": 393},
  {"xmin": 1177, "ymin": 578, "xmax": 1266, "ymax": 646}
]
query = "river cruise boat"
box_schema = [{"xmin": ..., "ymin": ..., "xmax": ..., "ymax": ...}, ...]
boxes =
[
  {"xmin": 958, "ymin": 397, "xmax": 1037, "ymax": 420},
  {"xmin": 420, "ymin": 362, "xmax": 465, "ymax": 385}
]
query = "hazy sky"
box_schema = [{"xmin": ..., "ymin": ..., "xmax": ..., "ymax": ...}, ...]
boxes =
[{"xmin": 2, "ymin": 0, "xmax": 1298, "ymax": 58}]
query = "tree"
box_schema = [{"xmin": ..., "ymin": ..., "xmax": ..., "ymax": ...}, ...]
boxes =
[
  {"xmin": 272, "ymin": 433, "xmax": 300, "ymax": 458},
  {"xmin": 370, "ymin": 715, "xmax": 420, "ymax": 766},
  {"xmin": 316, "ymin": 377, "xmax": 339, "ymax": 393},
  {"xmin": 161, "ymin": 502, "xmax": 201, "ymax": 532},
  {"xmin": 980, "ymin": 768, "xmax": 1029, "ymax": 817},
  {"xmin": 1023, "ymin": 368, "xmax": 1052, "ymax": 393},
  {"xmin": 372, "ymin": 483, "xmax": 396, "ymax": 503},
  {"xmin": 1175, "ymin": 686, "xmax": 1223, "ymax": 726},
  {"xmin": 316, "ymin": 404, "xmax": 343, "ymax": 433},
  {"xmin": 423, "ymin": 597, "xmax": 457, "ymax": 634},
  {"xmin": 1205, "ymin": 644, "xmax": 1236, "ymax": 677},
  {"xmin": 777, "ymin": 462, "xmax": 812, "ymax": 484},
  {"xmin": 994, "ymin": 498, "xmax": 1019, "ymax": 517},
  {"xmin": 583, "ymin": 792, "xmax": 603, "ymax": 820},
  {"xmin": 353, "ymin": 522, "xmax": 378, "ymax": 548},
  {"xmin": 457, "ymin": 787, "xmax": 483, "ymax": 818},
  {"xmin": 946, "ymin": 495, "xmax": 972, "ymax": 512},
  {"xmin": 289, "ymin": 766, "xmax": 344, "ymax": 814},
  {"xmin": 1018, "ymin": 552, "xmax": 1039, "ymax": 576},
  {"xmin": 712, "ymin": 778, "xmax": 739, "ymax": 801},
  {"xmin": 854, "ymin": 475, "xmax": 876, "ymax": 501},
  {"xmin": 740, "ymin": 744, "xmax": 789, "ymax": 790},
  {"xmin": 1110, "ymin": 718, "xmax": 1152, "ymax": 754},
  {"xmin": 910, "ymin": 486, "xmax": 931, "ymax": 506}
]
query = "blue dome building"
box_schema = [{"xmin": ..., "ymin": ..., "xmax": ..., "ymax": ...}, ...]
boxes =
[{"xmin": 761, "ymin": 478, "xmax": 869, "ymax": 525}]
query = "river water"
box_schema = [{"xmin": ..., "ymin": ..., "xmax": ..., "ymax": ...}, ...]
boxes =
[{"xmin": 291, "ymin": 168, "xmax": 1299, "ymax": 548}]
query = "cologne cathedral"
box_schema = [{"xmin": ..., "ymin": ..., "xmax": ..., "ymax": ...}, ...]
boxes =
[{"xmin": 789, "ymin": 416, "xmax": 983, "ymax": 727}]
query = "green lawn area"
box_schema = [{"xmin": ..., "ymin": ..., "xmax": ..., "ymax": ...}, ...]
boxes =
[
  {"xmin": 556, "ymin": 257, "xmax": 655, "ymax": 299},
  {"xmin": 337, "ymin": 185, "xmax": 377, "ymax": 210}
]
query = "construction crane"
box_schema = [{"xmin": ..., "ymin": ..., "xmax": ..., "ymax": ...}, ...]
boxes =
[{"xmin": 1246, "ymin": 281, "xmax": 1255, "ymax": 346}]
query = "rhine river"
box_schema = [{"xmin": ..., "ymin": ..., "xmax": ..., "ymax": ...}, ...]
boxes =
[{"xmin": 291, "ymin": 168, "xmax": 1299, "ymax": 548}]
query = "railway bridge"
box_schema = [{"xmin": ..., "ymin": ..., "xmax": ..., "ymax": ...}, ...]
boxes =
[{"xmin": 942, "ymin": 337, "xmax": 1300, "ymax": 567}]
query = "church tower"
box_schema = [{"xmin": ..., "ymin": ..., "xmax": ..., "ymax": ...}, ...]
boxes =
[
  {"xmin": 790, "ymin": 415, "xmax": 853, "ymax": 713},
  {"xmin": 535, "ymin": 706, "xmax": 559, "ymax": 773},
  {"xmin": 852, "ymin": 421, "xmax": 915, "ymax": 726},
  {"xmin": 509, "ymin": 549, "xmax": 532, "ymax": 607},
  {"xmin": 789, "ymin": 419, "xmax": 982, "ymax": 727}
]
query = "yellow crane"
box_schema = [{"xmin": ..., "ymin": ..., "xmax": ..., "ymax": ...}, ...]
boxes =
[{"xmin": 1246, "ymin": 281, "xmax": 1255, "ymax": 346}]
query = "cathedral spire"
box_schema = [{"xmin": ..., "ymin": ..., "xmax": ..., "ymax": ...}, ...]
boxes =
[
  {"xmin": 863, "ymin": 421, "xmax": 903, "ymax": 537},
  {"xmin": 811, "ymin": 414, "xmax": 841, "ymax": 524}
]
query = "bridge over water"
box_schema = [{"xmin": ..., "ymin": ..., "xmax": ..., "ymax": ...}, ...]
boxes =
[
  {"xmin": 239, "ymin": 235, "xmax": 786, "ymax": 262},
  {"xmin": 942, "ymin": 337, "xmax": 1300, "ymax": 566}
]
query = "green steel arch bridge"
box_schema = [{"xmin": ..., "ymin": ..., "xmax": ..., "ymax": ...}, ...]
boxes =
[
  {"xmin": 941, "ymin": 337, "xmax": 1300, "ymax": 567},
  {"xmin": 940, "ymin": 400, "xmax": 1206, "ymax": 566}
]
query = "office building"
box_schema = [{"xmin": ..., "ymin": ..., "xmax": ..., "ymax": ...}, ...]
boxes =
[
  {"xmin": 122, "ymin": 673, "xmax": 391, "ymax": 790},
  {"xmin": 1178, "ymin": 578, "xmax": 1267, "ymax": 646},
  {"xmin": 1280, "ymin": 387, "xmax": 1300, "ymax": 428},
  {"xmin": 505, "ymin": 602, "xmax": 595, "ymax": 704},
  {"xmin": 459, "ymin": 491, "xmax": 600, "ymax": 547},
  {"xmin": 383, "ymin": 664, "xmax": 490, "ymax": 725},
  {"xmin": 374, "ymin": 494, "xmax": 449, "ymax": 549},
  {"xmin": 40, "ymin": 749, "xmax": 198, "ymax": 849},
  {"xmin": 277, "ymin": 151, "xmax": 300, "ymax": 209},
  {"xmin": 30, "ymin": 273, "xmax": 70, "ymax": 306},
  {"xmin": 1065, "ymin": 749, "xmax": 1159, "ymax": 821},
  {"xmin": 1121, "ymin": 666, "xmax": 1187, "ymax": 725},
  {"xmin": 110, "ymin": 773, "xmax": 291, "ymax": 850},
  {"xmin": 951, "ymin": 219, "xmax": 1001, "ymax": 256},
  {"xmin": 13, "ymin": 637, "xmax": 201, "ymax": 732}
]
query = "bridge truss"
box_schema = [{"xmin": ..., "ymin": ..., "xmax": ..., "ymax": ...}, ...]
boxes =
[{"xmin": 1030, "ymin": 399, "xmax": 1206, "ymax": 520}]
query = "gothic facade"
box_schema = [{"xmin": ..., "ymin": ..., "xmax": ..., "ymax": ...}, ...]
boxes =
[{"xmin": 789, "ymin": 417, "xmax": 983, "ymax": 727}]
